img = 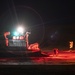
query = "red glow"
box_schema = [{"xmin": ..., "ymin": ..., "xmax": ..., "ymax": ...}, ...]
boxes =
[
  {"xmin": 5, "ymin": 39, "xmax": 9, "ymax": 46},
  {"xmin": 20, "ymin": 36, "xmax": 24, "ymax": 40},
  {"xmin": 1, "ymin": 50, "xmax": 75, "ymax": 65},
  {"xmin": 28, "ymin": 43, "xmax": 40, "ymax": 51},
  {"xmin": 13, "ymin": 36, "xmax": 24, "ymax": 40},
  {"xmin": 30, "ymin": 51, "xmax": 75, "ymax": 64},
  {"xmin": 4, "ymin": 32, "xmax": 10, "ymax": 46},
  {"xmin": 4, "ymin": 32, "xmax": 10, "ymax": 39}
]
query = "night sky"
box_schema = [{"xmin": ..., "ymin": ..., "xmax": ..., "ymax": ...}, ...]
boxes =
[{"xmin": 0, "ymin": 0, "xmax": 75, "ymax": 48}]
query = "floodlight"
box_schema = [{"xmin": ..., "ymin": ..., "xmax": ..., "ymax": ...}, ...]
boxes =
[{"xmin": 17, "ymin": 26, "xmax": 24, "ymax": 34}]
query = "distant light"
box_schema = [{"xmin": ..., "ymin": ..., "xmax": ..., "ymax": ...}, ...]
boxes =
[
  {"xmin": 17, "ymin": 26, "xmax": 24, "ymax": 34},
  {"xmin": 51, "ymin": 35, "xmax": 54, "ymax": 38}
]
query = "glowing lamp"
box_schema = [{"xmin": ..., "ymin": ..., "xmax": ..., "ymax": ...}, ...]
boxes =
[
  {"xmin": 17, "ymin": 26, "xmax": 24, "ymax": 34},
  {"xmin": 13, "ymin": 36, "xmax": 16, "ymax": 39}
]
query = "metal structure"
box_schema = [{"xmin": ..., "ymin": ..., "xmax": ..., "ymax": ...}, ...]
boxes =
[{"xmin": 4, "ymin": 31, "xmax": 40, "ymax": 51}]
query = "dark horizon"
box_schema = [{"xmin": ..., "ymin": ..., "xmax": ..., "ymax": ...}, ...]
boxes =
[{"xmin": 0, "ymin": 0, "xmax": 75, "ymax": 48}]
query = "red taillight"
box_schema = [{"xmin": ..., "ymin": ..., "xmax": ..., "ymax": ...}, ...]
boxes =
[{"xmin": 20, "ymin": 36, "xmax": 24, "ymax": 40}]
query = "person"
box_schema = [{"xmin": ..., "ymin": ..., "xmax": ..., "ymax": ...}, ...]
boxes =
[{"xmin": 69, "ymin": 41, "xmax": 73, "ymax": 50}]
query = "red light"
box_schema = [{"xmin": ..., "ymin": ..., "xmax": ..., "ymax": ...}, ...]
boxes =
[
  {"xmin": 13, "ymin": 36, "xmax": 24, "ymax": 40},
  {"xmin": 28, "ymin": 43, "xmax": 40, "ymax": 51},
  {"xmin": 5, "ymin": 39, "xmax": 9, "ymax": 46},
  {"xmin": 20, "ymin": 36, "xmax": 24, "ymax": 40}
]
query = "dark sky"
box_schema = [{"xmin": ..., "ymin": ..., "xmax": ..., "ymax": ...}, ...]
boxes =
[{"xmin": 0, "ymin": 0, "xmax": 75, "ymax": 47}]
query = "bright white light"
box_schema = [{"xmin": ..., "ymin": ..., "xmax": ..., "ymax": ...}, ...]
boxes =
[
  {"xmin": 17, "ymin": 26, "xmax": 24, "ymax": 34},
  {"xmin": 13, "ymin": 36, "xmax": 16, "ymax": 39},
  {"xmin": 16, "ymin": 36, "xmax": 19, "ymax": 39}
]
